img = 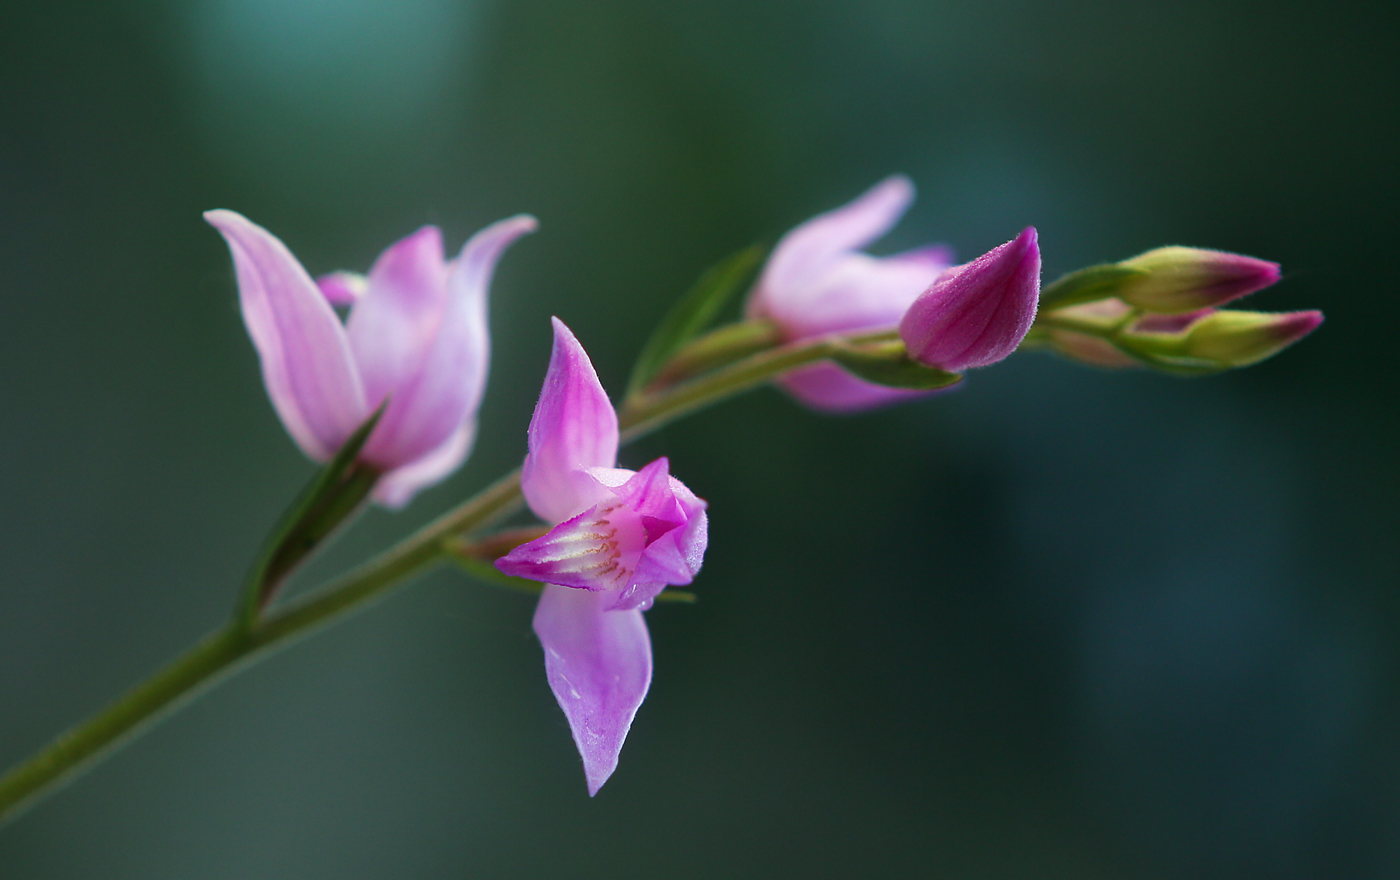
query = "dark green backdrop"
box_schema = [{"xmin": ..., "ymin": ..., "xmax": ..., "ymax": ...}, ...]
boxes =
[{"xmin": 1, "ymin": 0, "xmax": 1396, "ymax": 876}]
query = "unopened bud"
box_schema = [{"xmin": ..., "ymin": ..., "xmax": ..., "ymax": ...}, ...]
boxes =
[
  {"xmin": 900, "ymin": 227, "xmax": 1040, "ymax": 372},
  {"xmin": 1176, "ymin": 309, "xmax": 1324, "ymax": 367},
  {"xmin": 1116, "ymin": 247, "xmax": 1281, "ymax": 314}
]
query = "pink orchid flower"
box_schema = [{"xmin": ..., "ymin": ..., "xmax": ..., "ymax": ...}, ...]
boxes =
[
  {"xmin": 205, "ymin": 210, "xmax": 536, "ymax": 508},
  {"xmin": 746, "ymin": 175, "xmax": 955, "ymax": 412},
  {"xmin": 497, "ymin": 318, "xmax": 708, "ymax": 795}
]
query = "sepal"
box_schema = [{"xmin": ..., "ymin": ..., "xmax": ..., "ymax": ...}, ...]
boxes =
[{"xmin": 828, "ymin": 339, "xmax": 964, "ymax": 390}]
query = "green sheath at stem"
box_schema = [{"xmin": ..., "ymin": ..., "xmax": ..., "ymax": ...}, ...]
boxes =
[{"xmin": 0, "ymin": 323, "xmax": 901, "ymax": 827}]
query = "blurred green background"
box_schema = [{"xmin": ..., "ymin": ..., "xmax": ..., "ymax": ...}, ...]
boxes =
[{"xmin": 1, "ymin": 0, "xmax": 1396, "ymax": 876}]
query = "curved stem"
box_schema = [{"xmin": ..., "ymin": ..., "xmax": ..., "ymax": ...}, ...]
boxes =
[{"xmin": 0, "ymin": 323, "xmax": 880, "ymax": 826}]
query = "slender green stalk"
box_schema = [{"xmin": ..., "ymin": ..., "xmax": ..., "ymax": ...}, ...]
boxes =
[{"xmin": 0, "ymin": 322, "xmax": 885, "ymax": 827}]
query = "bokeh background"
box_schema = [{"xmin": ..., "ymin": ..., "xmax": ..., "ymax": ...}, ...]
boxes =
[{"xmin": 1, "ymin": 0, "xmax": 1397, "ymax": 876}]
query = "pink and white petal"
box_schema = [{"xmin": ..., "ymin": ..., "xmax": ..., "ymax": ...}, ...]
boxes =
[
  {"xmin": 774, "ymin": 252, "xmax": 948, "ymax": 339},
  {"xmin": 346, "ymin": 226, "xmax": 450, "ymax": 408},
  {"xmin": 371, "ymin": 419, "xmax": 476, "ymax": 509},
  {"xmin": 316, "ymin": 271, "xmax": 368, "ymax": 305},
  {"xmin": 777, "ymin": 362, "xmax": 941, "ymax": 413},
  {"xmin": 496, "ymin": 499, "xmax": 647, "ymax": 592},
  {"xmin": 533, "ymin": 585, "xmax": 653, "ymax": 796},
  {"xmin": 522, "ymin": 318, "xmax": 620, "ymax": 524},
  {"xmin": 205, "ymin": 210, "xmax": 367, "ymax": 461},
  {"xmin": 362, "ymin": 218, "xmax": 533, "ymax": 468},
  {"xmin": 751, "ymin": 175, "xmax": 915, "ymax": 318}
]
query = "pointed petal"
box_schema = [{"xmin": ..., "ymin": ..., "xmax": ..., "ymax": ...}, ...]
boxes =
[
  {"xmin": 521, "ymin": 318, "xmax": 620, "ymax": 523},
  {"xmin": 533, "ymin": 585, "xmax": 652, "ymax": 796},
  {"xmin": 752, "ymin": 175, "xmax": 915, "ymax": 319},
  {"xmin": 777, "ymin": 362, "xmax": 943, "ymax": 412},
  {"xmin": 204, "ymin": 209, "xmax": 367, "ymax": 461},
  {"xmin": 346, "ymin": 226, "xmax": 450, "ymax": 408},
  {"xmin": 317, "ymin": 271, "xmax": 368, "ymax": 305},
  {"xmin": 362, "ymin": 216, "xmax": 535, "ymax": 468},
  {"xmin": 372, "ymin": 419, "xmax": 476, "ymax": 509},
  {"xmin": 900, "ymin": 226, "xmax": 1041, "ymax": 372}
]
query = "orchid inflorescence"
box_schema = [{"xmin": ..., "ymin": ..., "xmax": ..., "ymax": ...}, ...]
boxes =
[{"xmin": 0, "ymin": 176, "xmax": 1322, "ymax": 820}]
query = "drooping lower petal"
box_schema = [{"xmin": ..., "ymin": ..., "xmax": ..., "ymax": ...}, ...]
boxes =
[
  {"xmin": 372, "ymin": 419, "xmax": 476, "ymax": 509},
  {"xmin": 361, "ymin": 216, "xmax": 534, "ymax": 469},
  {"xmin": 533, "ymin": 585, "xmax": 653, "ymax": 796},
  {"xmin": 522, "ymin": 318, "xmax": 621, "ymax": 524},
  {"xmin": 205, "ymin": 209, "xmax": 368, "ymax": 461}
]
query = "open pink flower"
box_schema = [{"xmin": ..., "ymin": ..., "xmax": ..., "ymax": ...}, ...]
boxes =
[
  {"xmin": 206, "ymin": 210, "xmax": 535, "ymax": 507},
  {"xmin": 497, "ymin": 318, "xmax": 708, "ymax": 795},
  {"xmin": 746, "ymin": 175, "xmax": 955, "ymax": 411}
]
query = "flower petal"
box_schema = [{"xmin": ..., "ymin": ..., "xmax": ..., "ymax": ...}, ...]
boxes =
[
  {"xmin": 751, "ymin": 175, "xmax": 915, "ymax": 319},
  {"xmin": 900, "ymin": 226, "xmax": 1041, "ymax": 372},
  {"xmin": 372, "ymin": 419, "xmax": 476, "ymax": 509},
  {"xmin": 767, "ymin": 250, "xmax": 952, "ymax": 340},
  {"xmin": 521, "ymin": 318, "xmax": 620, "ymax": 524},
  {"xmin": 496, "ymin": 493, "xmax": 648, "ymax": 592},
  {"xmin": 617, "ymin": 471, "xmax": 709, "ymax": 611},
  {"xmin": 346, "ymin": 226, "xmax": 450, "ymax": 409},
  {"xmin": 204, "ymin": 209, "xmax": 367, "ymax": 461},
  {"xmin": 362, "ymin": 215, "xmax": 535, "ymax": 469},
  {"xmin": 533, "ymin": 585, "xmax": 652, "ymax": 796}
]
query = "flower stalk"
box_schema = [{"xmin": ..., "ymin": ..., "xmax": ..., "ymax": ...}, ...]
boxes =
[{"xmin": 0, "ymin": 318, "xmax": 925, "ymax": 826}]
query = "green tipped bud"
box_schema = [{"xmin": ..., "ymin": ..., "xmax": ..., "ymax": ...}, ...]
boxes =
[
  {"xmin": 1177, "ymin": 309, "xmax": 1325, "ymax": 367},
  {"xmin": 1116, "ymin": 308, "xmax": 1324, "ymax": 373},
  {"xmin": 1115, "ymin": 247, "xmax": 1282, "ymax": 314}
]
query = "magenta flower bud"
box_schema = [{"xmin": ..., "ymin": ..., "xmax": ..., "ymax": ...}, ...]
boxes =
[
  {"xmin": 899, "ymin": 227, "xmax": 1041, "ymax": 372},
  {"xmin": 1116, "ymin": 246, "xmax": 1281, "ymax": 314},
  {"xmin": 745, "ymin": 175, "xmax": 955, "ymax": 411},
  {"xmin": 205, "ymin": 210, "xmax": 536, "ymax": 508},
  {"xmin": 497, "ymin": 318, "xmax": 708, "ymax": 796}
]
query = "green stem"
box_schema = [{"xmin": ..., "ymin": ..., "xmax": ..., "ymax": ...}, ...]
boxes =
[{"xmin": 0, "ymin": 324, "xmax": 882, "ymax": 826}]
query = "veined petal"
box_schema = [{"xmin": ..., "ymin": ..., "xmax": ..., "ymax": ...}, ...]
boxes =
[
  {"xmin": 777, "ymin": 362, "xmax": 940, "ymax": 413},
  {"xmin": 346, "ymin": 226, "xmax": 450, "ymax": 409},
  {"xmin": 521, "ymin": 318, "xmax": 620, "ymax": 524},
  {"xmin": 533, "ymin": 586, "xmax": 652, "ymax": 796},
  {"xmin": 496, "ymin": 493, "xmax": 648, "ymax": 592},
  {"xmin": 204, "ymin": 209, "xmax": 367, "ymax": 461},
  {"xmin": 372, "ymin": 419, "xmax": 476, "ymax": 509},
  {"xmin": 752, "ymin": 175, "xmax": 915, "ymax": 318},
  {"xmin": 362, "ymin": 216, "xmax": 535, "ymax": 468}
]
